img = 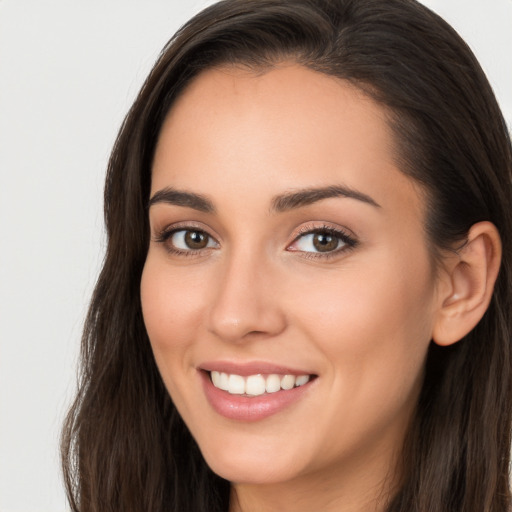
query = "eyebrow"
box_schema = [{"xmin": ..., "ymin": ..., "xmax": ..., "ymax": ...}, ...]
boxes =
[
  {"xmin": 148, "ymin": 184, "xmax": 380, "ymax": 213},
  {"xmin": 148, "ymin": 187, "xmax": 215, "ymax": 213},
  {"xmin": 271, "ymin": 185, "xmax": 381, "ymax": 212}
]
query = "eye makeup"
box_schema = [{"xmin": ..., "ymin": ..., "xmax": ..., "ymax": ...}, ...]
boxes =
[
  {"xmin": 287, "ymin": 223, "xmax": 359, "ymax": 260},
  {"xmin": 152, "ymin": 220, "xmax": 359, "ymax": 260},
  {"xmin": 152, "ymin": 221, "xmax": 219, "ymax": 257}
]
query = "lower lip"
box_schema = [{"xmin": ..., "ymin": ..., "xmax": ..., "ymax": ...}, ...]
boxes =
[{"xmin": 200, "ymin": 371, "xmax": 314, "ymax": 422}]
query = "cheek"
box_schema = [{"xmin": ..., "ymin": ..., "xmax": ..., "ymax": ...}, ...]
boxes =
[
  {"xmin": 288, "ymin": 250, "xmax": 435, "ymax": 401},
  {"xmin": 140, "ymin": 256, "xmax": 207, "ymax": 373}
]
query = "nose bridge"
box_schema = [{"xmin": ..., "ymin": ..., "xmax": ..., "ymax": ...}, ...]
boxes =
[{"xmin": 208, "ymin": 245, "xmax": 285, "ymax": 343}]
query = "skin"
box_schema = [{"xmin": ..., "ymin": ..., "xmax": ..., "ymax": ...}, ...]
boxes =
[{"xmin": 141, "ymin": 64, "xmax": 452, "ymax": 511}]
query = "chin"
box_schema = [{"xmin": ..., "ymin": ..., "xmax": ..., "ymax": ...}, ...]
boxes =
[{"xmin": 199, "ymin": 440, "xmax": 307, "ymax": 485}]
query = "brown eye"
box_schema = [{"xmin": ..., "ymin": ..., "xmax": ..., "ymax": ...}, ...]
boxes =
[
  {"xmin": 312, "ymin": 232, "xmax": 339, "ymax": 252},
  {"xmin": 167, "ymin": 229, "xmax": 217, "ymax": 251},
  {"xmin": 184, "ymin": 230, "xmax": 209, "ymax": 249},
  {"xmin": 289, "ymin": 227, "xmax": 357, "ymax": 256}
]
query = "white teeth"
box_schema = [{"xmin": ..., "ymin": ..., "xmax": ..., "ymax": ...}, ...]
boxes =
[
  {"xmin": 265, "ymin": 374, "xmax": 281, "ymax": 393},
  {"xmin": 211, "ymin": 370, "xmax": 230, "ymax": 391},
  {"xmin": 211, "ymin": 370, "xmax": 221, "ymax": 388},
  {"xmin": 210, "ymin": 371, "xmax": 311, "ymax": 396},
  {"xmin": 219, "ymin": 372, "xmax": 229, "ymax": 391},
  {"xmin": 228, "ymin": 374, "xmax": 245, "ymax": 394},
  {"xmin": 246, "ymin": 375, "xmax": 266, "ymax": 396},
  {"xmin": 280, "ymin": 374, "xmax": 295, "ymax": 390},
  {"xmin": 295, "ymin": 375, "xmax": 310, "ymax": 386}
]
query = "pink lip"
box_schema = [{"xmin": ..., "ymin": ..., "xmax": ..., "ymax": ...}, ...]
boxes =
[
  {"xmin": 199, "ymin": 360, "xmax": 313, "ymax": 376},
  {"xmin": 199, "ymin": 366, "xmax": 316, "ymax": 422}
]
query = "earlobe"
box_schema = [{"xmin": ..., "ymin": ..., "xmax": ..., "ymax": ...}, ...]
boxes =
[{"xmin": 432, "ymin": 221, "xmax": 502, "ymax": 346}]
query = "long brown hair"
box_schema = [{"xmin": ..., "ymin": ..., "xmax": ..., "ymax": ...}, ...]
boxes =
[{"xmin": 62, "ymin": 1, "xmax": 512, "ymax": 510}]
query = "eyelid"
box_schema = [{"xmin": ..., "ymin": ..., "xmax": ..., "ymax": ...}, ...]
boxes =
[
  {"xmin": 151, "ymin": 220, "xmax": 358, "ymax": 258},
  {"xmin": 152, "ymin": 221, "xmax": 220, "ymax": 255},
  {"xmin": 287, "ymin": 222, "xmax": 359, "ymax": 257},
  {"xmin": 152, "ymin": 220, "xmax": 219, "ymax": 240}
]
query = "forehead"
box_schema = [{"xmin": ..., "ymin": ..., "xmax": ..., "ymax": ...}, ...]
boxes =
[
  {"xmin": 151, "ymin": 64, "xmax": 423, "ymax": 221},
  {"xmin": 156, "ymin": 64, "xmax": 392, "ymax": 166}
]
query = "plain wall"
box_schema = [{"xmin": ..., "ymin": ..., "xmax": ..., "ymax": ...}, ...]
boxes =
[{"xmin": 1, "ymin": 1, "xmax": 510, "ymax": 511}]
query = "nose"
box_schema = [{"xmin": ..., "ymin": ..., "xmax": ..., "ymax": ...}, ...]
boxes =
[{"xmin": 207, "ymin": 249, "xmax": 287, "ymax": 343}]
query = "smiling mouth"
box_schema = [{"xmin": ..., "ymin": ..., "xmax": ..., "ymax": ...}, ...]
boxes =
[{"xmin": 209, "ymin": 371, "xmax": 313, "ymax": 397}]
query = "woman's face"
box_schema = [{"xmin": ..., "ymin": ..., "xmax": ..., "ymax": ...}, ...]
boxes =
[{"xmin": 141, "ymin": 65, "xmax": 440, "ymax": 489}]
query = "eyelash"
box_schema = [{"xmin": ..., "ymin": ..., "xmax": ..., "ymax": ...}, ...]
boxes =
[
  {"xmin": 290, "ymin": 224, "xmax": 359, "ymax": 260},
  {"xmin": 153, "ymin": 223, "xmax": 215, "ymax": 257},
  {"xmin": 153, "ymin": 223, "xmax": 358, "ymax": 259}
]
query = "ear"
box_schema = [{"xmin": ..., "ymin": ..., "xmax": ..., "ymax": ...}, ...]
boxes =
[{"xmin": 432, "ymin": 221, "xmax": 502, "ymax": 346}]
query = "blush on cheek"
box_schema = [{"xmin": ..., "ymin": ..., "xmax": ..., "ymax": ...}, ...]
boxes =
[{"xmin": 141, "ymin": 264, "xmax": 181, "ymax": 332}]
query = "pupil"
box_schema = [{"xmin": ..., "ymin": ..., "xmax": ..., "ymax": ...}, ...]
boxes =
[
  {"xmin": 313, "ymin": 233, "xmax": 337, "ymax": 252},
  {"xmin": 185, "ymin": 231, "xmax": 208, "ymax": 249}
]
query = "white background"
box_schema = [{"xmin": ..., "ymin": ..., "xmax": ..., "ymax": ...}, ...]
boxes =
[{"xmin": 1, "ymin": 1, "xmax": 510, "ymax": 511}]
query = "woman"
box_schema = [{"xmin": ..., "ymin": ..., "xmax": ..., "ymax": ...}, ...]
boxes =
[{"xmin": 61, "ymin": 0, "xmax": 512, "ymax": 510}]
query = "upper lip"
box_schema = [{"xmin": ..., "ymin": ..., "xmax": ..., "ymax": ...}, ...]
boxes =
[{"xmin": 198, "ymin": 360, "xmax": 315, "ymax": 376}]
